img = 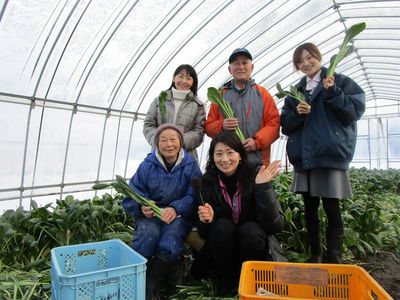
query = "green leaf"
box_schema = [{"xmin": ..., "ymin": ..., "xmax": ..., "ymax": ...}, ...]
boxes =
[
  {"xmin": 341, "ymin": 22, "xmax": 366, "ymax": 48},
  {"xmin": 207, "ymin": 86, "xmax": 245, "ymax": 141},
  {"xmin": 159, "ymin": 90, "xmax": 168, "ymax": 123},
  {"xmin": 30, "ymin": 200, "xmax": 38, "ymax": 211},
  {"xmin": 275, "ymin": 83, "xmax": 306, "ymax": 103},
  {"xmin": 207, "ymin": 87, "xmax": 222, "ymax": 102},
  {"xmin": 327, "ymin": 22, "xmax": 366, "ymax": 77},
  {"xmin": 92, "ymin": 183, "xmax": 111, "ymax": 190}
]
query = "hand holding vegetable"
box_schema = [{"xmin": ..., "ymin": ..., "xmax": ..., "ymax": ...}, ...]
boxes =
[
  {"xmin": 243, "ymin": 137, "xmax": 257, "ymax": 152},
  {"xmin": 255, "ymin": 160, "xmax": 281, "ymax": 184},
  {"xmin": 198, "ymin": 202, "xmax": 214, "ymax": 223},
  {"xmin": 162, "ymin": 207, "xmax": 177, "ymax": 224},
  {"xmin": 297, "ymin": 101, "xmax": 311, "ymax": 115},
  {"xmin": 323, "ymin": 75, "xmax": 335, "ymax": 90},
  {"xmin": 208, "ymin": 87, "xmax": 245, "ymax": 141},
  {"xmin": 222, "ymin": 117, "xmax": 239, "ymax": 131},
  {"xmin": 142, "ymin": 205, "xmax": 156, "ymax": 219}
]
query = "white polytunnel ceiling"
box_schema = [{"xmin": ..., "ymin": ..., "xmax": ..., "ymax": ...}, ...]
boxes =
[{"xmin": 0, "ymin": 0, "xmax": 399, "ymax": 210}]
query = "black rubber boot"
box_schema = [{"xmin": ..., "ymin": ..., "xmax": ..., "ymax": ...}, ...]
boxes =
[
  {"xmin": 145, "ymin": 257, "xmax": 156, "ymax": 300},
  {"xmin": 326, "ymin": 227, "xmax": 344, "ymax": 264},
  {"xmin": 303, "ymin": 195, "xmax": 323, "ymax": 263},
  {"xmin": 308, "ymin": 233, "xmax": 323, "ymax": 263},
  {"xmin": 305, "ymin": 213, "xmax": 323, "ymax": 263},
  {"xmin": 146, "ymin": 255, "xmax": 173, "ymax": 300}
]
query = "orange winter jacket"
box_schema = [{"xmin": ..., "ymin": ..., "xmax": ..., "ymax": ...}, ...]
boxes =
[{"xmin": 205, "ymin": 80, "xmax": 280, "ymax": 166}]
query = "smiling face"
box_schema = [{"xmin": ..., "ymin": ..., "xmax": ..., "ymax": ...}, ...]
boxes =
[
  {"xmin": 213, "ymin": 142, "xmax": 241, "ymax": 176},
  {"xmin": 157, "ymin": 129, "xmax": 181, "ymax": 163},
  {"xmin": 297, "ymin": 49, "xmax": 322, "ymax": 78},
  {"xmin": 228, "ymin": 55, "xmax": 254, "ymax": 87},
  {"xmin": 172, "ymin": 69, "xmax": 194, "ymax": 91}
]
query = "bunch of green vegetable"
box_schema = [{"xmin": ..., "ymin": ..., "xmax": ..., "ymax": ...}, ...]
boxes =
[
  {"xmin": 170, "ymin": 279, "xmax": 218, "ymax": 300},
  {"xmin": 275, "ymin": 83, "xmax": 307, "ymax": 104},
  {"xmin": 207, "ymin": 87, "xmax": 245, "ymax": 141},
  {"xmin": 159, "ymin": 90, "xmax": 168, "ymax": 123},
  {"xmin": 326, "ymin": 22, "xmax": 366, "ymax": 77},
  {"xmin": 92, "ymin": 175, "xmax": 163, "ymax": 221},
  {"xmin": 0, "ymin": 264, "xmax": 51, "ymax": 299}
]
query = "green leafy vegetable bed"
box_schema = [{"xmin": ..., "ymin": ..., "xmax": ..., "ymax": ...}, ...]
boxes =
[
  {"xmin": 0, "ymin": 194, "xmax": 133, "ymax": 299},
  {"xmin": 1, "ymin": 168, "xmax": 399, "ymax": 299}
]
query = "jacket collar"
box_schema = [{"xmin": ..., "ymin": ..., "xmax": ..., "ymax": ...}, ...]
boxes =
[
  {"xmin": 166, "ymin": 89, "xmax": 195, "ymax": 101},
  {"xmin": 155, "ymin": 148, "xmax": 185, "ymax": 171},
  {"xmin": 224, "ymin": 78, "xmax": 255, "ymax": 90},
  {"xmin": 297, "ymin": 67, "xmax": 328, "ymax": 100}
]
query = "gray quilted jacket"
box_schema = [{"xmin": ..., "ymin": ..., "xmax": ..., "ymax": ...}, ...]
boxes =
[{"xmin": 143, "ymin": 89, "xmax": 206, "ymax": 161}]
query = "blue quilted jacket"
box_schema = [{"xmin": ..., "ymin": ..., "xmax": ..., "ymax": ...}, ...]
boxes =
[{"xmin": 122, "ymin": 149, "xmax": 202, "ymax": 219}]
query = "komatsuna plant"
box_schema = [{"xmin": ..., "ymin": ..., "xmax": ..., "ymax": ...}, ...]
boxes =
[
  {"xmin": 326, "ymin": 22, "xmax": 366, "ymax": 77},
  {"xmin": 207, "ymin": 86, "xmax": 245, "ymax": 141}
]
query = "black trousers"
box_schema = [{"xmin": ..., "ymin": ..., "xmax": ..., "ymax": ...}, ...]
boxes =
[{"xmin": 207, "ymin": 218, "xmax": 267, "ymax": 295}]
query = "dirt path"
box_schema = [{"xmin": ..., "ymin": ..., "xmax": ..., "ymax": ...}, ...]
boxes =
[{"xmin": 357, "ymin": 252, "xmax": 400, "ymax": 299}]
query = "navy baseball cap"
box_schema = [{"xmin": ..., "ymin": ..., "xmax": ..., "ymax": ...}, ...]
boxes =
[{"xmin": 229, "ymin": 48, "xmax": 253, "ymax": 63}]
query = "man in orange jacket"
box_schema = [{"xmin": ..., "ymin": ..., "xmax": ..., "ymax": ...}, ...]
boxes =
[{"xmin": 205, "ymin": 48, "xmax": 280, "ymax": 167}]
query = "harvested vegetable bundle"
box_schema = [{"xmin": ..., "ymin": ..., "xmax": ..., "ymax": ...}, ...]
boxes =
[
  {"xmin": 207, "ymin": 87, "xmax": 245, "ymax": 141},
  {"xmin": 275, "ymin": 83, "xmax": 307, "ymax": 104},
  {"xmin": 92, "ymin": 175, "xmax": 163, "ymax": 221},
  {"xmin": 158, "ymin": 90, "xmax": 168, "ymax": 123},
  {"xmin": 327, "ymin": 22, "xmax": 366, "ymax": 77}
]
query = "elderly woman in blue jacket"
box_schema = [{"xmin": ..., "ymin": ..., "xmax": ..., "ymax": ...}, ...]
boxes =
[
  {"xmin": 280, "ymin": 43, "xmax": 365, "ymax": 264},
  {"xmin": 122, "ymin": 123, "xmax": 201, "ymax": 300}
]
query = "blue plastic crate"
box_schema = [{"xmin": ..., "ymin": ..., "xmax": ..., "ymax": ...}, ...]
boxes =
[{"xmin": 51, "ymin": 239, "xmax": 147, "ymax": 300}]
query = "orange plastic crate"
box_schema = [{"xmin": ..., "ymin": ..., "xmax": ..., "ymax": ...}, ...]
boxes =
[{"xmin": 239, "ymin": 261, "xmax": 393, "ymax": 300}]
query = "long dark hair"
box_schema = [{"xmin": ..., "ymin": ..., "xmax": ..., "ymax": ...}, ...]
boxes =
[
  {"xmin": 292, "ymin": 42, "xmax": 322, "ymax": 70},
  {"xmin": 169, "ymin": 64, "xmax": 198, "ymax": 96},
  {"xmin": 205, "ymin": 131, "xmax": 255, "ymax": 189}
]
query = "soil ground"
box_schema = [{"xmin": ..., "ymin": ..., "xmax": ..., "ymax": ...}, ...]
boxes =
[{"xmin": 357, "ymin": 252, "xmax": 400, "ymax": 299}]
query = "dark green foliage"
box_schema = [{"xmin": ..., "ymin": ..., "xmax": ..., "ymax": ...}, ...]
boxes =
[
  {"xmin": 273, "ymin": 168, "xmax": 400, "ymax": 261},
  {"xmin": 159, "ymin": 90, "xmax": 168, "ymax": 123},
  {"xmin": 1, "ymin": 168, "xmax": 399, "ymax": 299},
  {"xmin": 0, "ymin": 193, "xmax": 133, "ymax": 299}
]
